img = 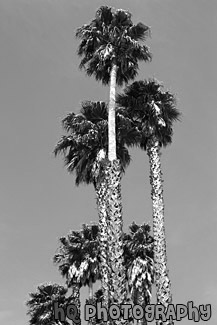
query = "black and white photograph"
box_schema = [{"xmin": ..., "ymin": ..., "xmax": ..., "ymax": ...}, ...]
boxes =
[{"xmin": 0, "ymin": 1, "xmax": 216, "ymax": 324}]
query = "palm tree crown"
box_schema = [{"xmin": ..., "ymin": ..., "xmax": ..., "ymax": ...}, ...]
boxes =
[
  {"xmin": 116, "ymin": 79, "xmax": 180, "ymax": 148},
  {"xmin": 54, "ymin": 101, "xmax": 139, "ymax": 186},
  {"xmin": 26, "ymin": 283, "xmax": 71, "ymax": 325},
  {"xmin": 53, "ymin": 223, "xmax": 100, "ymax": 289},
  {"xmin": 123, "ymin": 222, "xmax": 154, "ymax": 303},
  {"xmin": 76, "ymin": 6, "xmax": 152, "ymax": 86}
]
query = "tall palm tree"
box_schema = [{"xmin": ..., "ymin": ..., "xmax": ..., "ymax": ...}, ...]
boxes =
[
  {"xmin": 26, "ymin": 283, "xmax": 71, "ymax": 325},
  {"xmin": 76, "ymin": 8, "xmax": 151, "ymax": 310},
  {"xmin": 54, "ymin": 101, "xmax": 138, "ymax": 309},
  {"xmin": 124, "ymin": 222, "xmax": 154, "ymax": 325},
  {"xmin": 117, "ymin": 79, "xmax": 180, "ymax": 324},
  {"xmin": 76, "ymin": 6, "xmax": 151, "ymax": 161}
]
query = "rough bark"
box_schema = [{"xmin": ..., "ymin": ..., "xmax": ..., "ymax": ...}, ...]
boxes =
[
  {"xmin": 108, "ymin": 63, "xmax": 117, "ymax": 161},
  {"xmin": 137, "ymin": 291, "xmax": 147, "ymax": 325},
  {"xmin": 106, "ymin": 159, "xmax": 127, "ymax": 325},
  {"xmin": 131, "ymin": 268, "xmax": 148, "ymax": 325},
  {"xmin": 95, "ymin": 175, "xmax": 110, "ymax": 310},
  {"xmin": 93, "ymin": 150, "xmax": 110, "ymax": 310},
  {"xmin": 147, "ymin": 137, "xmax": 173, "ymax": 325}
]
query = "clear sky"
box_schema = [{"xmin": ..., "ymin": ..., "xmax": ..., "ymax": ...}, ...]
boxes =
[{"xmin": 0, "ymin": 0, "xmax": 216, "ymax": 324}]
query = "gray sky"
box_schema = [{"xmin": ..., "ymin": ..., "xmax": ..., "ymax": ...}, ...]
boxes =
[{"xmin": 0, "ymin": 0, "xmax": 217, "ymax": 324}]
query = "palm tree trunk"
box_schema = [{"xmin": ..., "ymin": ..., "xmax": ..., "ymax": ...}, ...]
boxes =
[
  {"xmin": 71, "ymin": 283, "xmax": 81, "ymax": 323},
  {"xmin": 137, "ymin": 291, "xmax": 148, "ymax": 325},
  {"xmin": 147, "ymin": 137, "xmax": 173, "ymax": 325},
  {"xmin": 106, "ymin": 160, "xmax": 127, "ymax": 311},
  {"xmin": 108, "ymin": 62, "xmax": 117, "ymax": 161},
  {"xmin": 95, "ymin": 179, "xmax": 110, "ymax": 309},
  {"xmin": 95, "ymin": 156, "xmax": 127, "ymax": 325},
  {"xmin": 107, "ymin": 62, "xmax": 127, "ymax": 324},
  {"xmin": 94, "ymin": 151, "xmax": 110, "ymax": 310},
  {"xmin": 132, "ymin": 288, "xmax": 147, "ymax": 325},
  {"xmin": 89, "ymin": 278, "xmax": 93, "ymax": 300}
]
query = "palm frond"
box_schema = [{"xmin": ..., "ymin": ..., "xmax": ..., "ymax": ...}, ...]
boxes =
[
  {"xmin": 54, "ymin": 101, "xmax": 137, "ymax": 186},
  {"xmin": 53, "ymin": 224, "xmax": 100, "ymax": 288},
  {"xmin": 26, "ymin": 283, "xmax": 70, "ymax": 325}
]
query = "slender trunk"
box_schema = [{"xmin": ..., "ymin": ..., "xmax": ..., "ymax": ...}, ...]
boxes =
[
  {"xmin": 89, "ymin": 279, "xmax": 93, "ymax": 300},
  {"xmin": 71, "ymin": 283, "xmax": 81, "ymax": 324},
  {"xmin": 132, "ymin": 289, "xmax": 139, "ymax": 325},
  {"xmin": 137, "ymin": 291, "xmax": 147, "ymax": 325},
  {"xmin": 147, "ymin": 137, "xmax": 173, "ymax": 325},
  {"xmin": 107, "ymin": 62, "xmax": 127, "ymax": 324},
  {"xmin": 106, "ymin": 159, "xmax": 127, "ymax": 324},
  {"xmin": 131, "ymin": 282, "xmax": 147, "ymax": 325},
  {"xmin": 108, "ymin": 62, "xmax": 117, "ymax": 161}
]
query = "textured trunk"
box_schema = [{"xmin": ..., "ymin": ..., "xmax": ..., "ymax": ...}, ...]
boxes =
[
  {"xmin": 106, "ymin": 159, "xmax": 127, "ymax": 325},
  {"xmin": 147, "ymin": 137, "xmax": 173, "ymax": 325},
  {"xmin": 108, "ymin": 63, "xmax": 117, "ymax": 161},
  {"xmin": 108, "ymin": 61, "xmax": 127, "ymax": 325},
  {"xmin": 71, "ymin": 283, "xmax": 81, "ymax": 324},
  {"xmin": 132, "ymin": 287, "xmax": 147, "ymax": 325},
  {"xmin": 95, "ymin": 178, "xmax": 110, "ymax": 309},
  {"xmin": 137, "ymin": 291, "xmax": 147, "ymax": 325},
  {"xmin": 94, "ymin": 150, "xmax": 110, "ymax": 309}
]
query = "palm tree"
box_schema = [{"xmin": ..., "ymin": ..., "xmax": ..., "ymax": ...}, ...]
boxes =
[
  {"xmin": 85, "ymin": 288, "xmax": 104, "ymax": 325},
  {"xmin": 53, "ymin": 231, "xmax": 83, "ymax": 322},
  {"xmin": 124, "ymin": 222, "xmax": 154, "ymax": 325},
  {"xmin": 74, "ymin": 223, "xmax": 100, "ymax": 300},
  {"xmin": 54, "ymin": 223, "xmax": 101, "ymax": 320},
  {"xmin": 54, "ymin": 101, "xmax": 138, "ymax": 308},
  {"xmin": 76, "ymin": 8, "xmax": 151, "ymax": 310},
  {"xmin": 117, "ymin": 79, "xmax": 180, "ymax": 324},
  {"xmin": 76, "ymin": 6, "xmax": 151, "ymax": 161},
  {"xmin": 26, "ymin": 283, "xmax": 71, "ymax": 325}
]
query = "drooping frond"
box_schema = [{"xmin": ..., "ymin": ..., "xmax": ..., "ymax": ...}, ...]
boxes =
[
  {"xmin": 124, "ymin": 222, "xmax": 154, "ymax": 264},
  {"xmin": 53, "ymin": 224, "xmax": 100, "ymax": 288},
  {"xmin": 123, "ymin": 222, "xmax": 155, "ymax": 306},
  {"xmin": 54, "ymin": 101, "xmax": 139, "ymax": 186},
  {"xmin": 80, "ymin": 101, "xmax": 108, "ymax": 123},
  {"xmin": 26, "ymin": 283, "xmax": 71, "ymax": 325},
  {"xmin": 129, "ymin": 22, "xmax": 151, "ymax": 41}
]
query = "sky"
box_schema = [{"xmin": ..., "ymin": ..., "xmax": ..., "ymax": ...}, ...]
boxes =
[{"xmin": 0, "ymin": 0, "xmax": 217, "ymax": 324}]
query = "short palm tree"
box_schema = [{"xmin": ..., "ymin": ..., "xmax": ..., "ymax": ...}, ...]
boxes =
[
  {"xmin": 117, "ymin": 79, "xmax": 180, "ymax": 323},
  {"xmin": 76, "ymin": 8, "xmax": 151, "ymax": 310},
  {"xmin": 71, "ymin": 223, "xmax": 100, "ymax": 300},
  {"xmin": 54, "ymin": 223, "xmax": 100, "ymax": 319},
  {"xmin": 53, "ymin": 231, "xmax": 83, "ymax": 322},
  {"xmin": 124, "ymin": 222, "xmax": 154, "ymax": 325},
  {"xmin": 54, "ymin": 101, "xmax": 138, "ymax": 308},
  {"xmin": 85, "ymin": 288, "xmax": 104, "ymax": 325},
  {"xmin": 26, "ymin": 283, "xmax": 71, "ymax": 325}
]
